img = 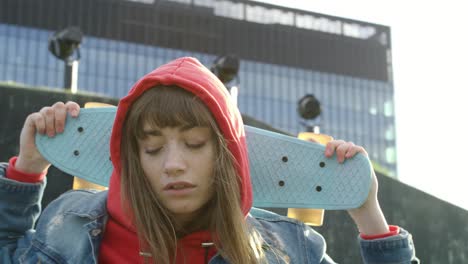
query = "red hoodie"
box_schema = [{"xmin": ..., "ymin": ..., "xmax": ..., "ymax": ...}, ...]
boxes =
[{"xmin": 100, "ymin": 57, "xmax": 253, "ymax": 263}]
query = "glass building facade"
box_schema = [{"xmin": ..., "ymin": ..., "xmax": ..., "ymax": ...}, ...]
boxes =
[{"xmin": 0, "ymin": 0, "xmax": 397, "ymax": 176}]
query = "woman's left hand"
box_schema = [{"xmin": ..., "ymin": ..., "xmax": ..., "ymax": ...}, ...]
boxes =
[{"xmin": 324, "ymin": 140, "xmax": 390, "ymax": 235}]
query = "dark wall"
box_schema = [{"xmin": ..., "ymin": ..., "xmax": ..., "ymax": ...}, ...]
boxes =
[
  {"xmin": 1, "ymin": 85, "xmax": 467, "ymax": 263},
  {"xmin": 0, "ymin": 0, "xmax": 390, "ymax": 82}
]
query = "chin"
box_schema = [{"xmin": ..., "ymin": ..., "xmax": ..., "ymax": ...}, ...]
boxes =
[{"xmin": 167, "ymin": 203, "xmax": 200, "ymax": 216}]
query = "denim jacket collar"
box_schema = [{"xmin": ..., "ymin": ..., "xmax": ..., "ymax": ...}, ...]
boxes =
[{"xmin": 63, "ymin": 190, "xmax": 108, "ymax": 220}]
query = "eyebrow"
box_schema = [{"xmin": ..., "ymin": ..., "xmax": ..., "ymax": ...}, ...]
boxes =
[{"xmin": 142, "ymin": 125, "xmax": 196, "ymax": 136}]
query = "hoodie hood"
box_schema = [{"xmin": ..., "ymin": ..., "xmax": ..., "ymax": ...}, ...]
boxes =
[{"xmin": 107, "ymin": 57, "xmax": 252, "ymax": 231}]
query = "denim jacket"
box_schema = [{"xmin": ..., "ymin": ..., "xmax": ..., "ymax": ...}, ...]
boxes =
[{"xmin": 0, "ymin": 163, "xmax": 417, "ymax": 263}]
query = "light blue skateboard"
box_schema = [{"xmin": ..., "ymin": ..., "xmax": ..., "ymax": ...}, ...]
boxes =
[{"xmin": 35, "ymin": 108, "xmax": 372, "ymax": 210}]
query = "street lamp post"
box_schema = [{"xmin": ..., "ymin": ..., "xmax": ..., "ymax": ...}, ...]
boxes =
[
  {"xmin": 48, "ymin": 26, "xmax": 83, "ymax": 93},
  {"xmin": 210, "ymin": 54, "xmax": 240, "ymax": 105}
]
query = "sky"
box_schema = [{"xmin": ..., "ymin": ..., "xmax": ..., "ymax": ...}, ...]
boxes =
[{"xmin": 254, "ymin": 0, "xmax": 468, "ymax": 210}]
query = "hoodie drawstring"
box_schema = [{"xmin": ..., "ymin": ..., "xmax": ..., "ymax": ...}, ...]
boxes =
[
  {"xmin": 139, "ymin": 251, "xmax": 151, "ymax": 264},
  {"xmin": 201, "ymin": 242, "xmax": 214, "ymax": 264}
]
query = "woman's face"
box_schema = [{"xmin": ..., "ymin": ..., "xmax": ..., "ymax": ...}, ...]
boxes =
[{"xmin": 138, "ymin": 123, "xmax": 216, "ymax": 225}]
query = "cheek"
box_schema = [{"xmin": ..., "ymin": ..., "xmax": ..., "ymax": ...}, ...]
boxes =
[
  {"xmin": 204, "ymin": 151, "xmax": 216, "ymax": 185},
  {"xmin": 143, "ymin": 169, "xmax": 163, "ymax": 195},
  {"xmin": 139, "ymin": 156, "xmax": 162, "ymax": 186}
]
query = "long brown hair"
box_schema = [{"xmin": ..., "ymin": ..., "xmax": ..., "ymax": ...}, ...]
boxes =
[{"xmin": 120, "ymin": 86, "xmax": 266, "ymax": 263}]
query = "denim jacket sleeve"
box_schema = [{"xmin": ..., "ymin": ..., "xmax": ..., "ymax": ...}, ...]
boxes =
[
  {"xmin": 358, "ymin": 227, "xmax": 419, "ymax": 264},
  {"xmin": 250, "ymin": 207, "xmax": 418, "ymax": 264},
  {"xmin": 0, "ymin": 162, "xmax": 46, "ymax": 263},
  {"xmin": 302, "ymin": 223, "xmax": 419, "ymax": 264}
]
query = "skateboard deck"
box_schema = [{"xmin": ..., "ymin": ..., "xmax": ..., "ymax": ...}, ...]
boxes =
[{"xmin": 36, "ymin": 108, "xmax": 372, "ymax": 209}]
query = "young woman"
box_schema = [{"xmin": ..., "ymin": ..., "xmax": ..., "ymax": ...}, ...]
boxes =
[{"xmin": 0, "ymin": 57, "xmax": 418, "ymax": 263}]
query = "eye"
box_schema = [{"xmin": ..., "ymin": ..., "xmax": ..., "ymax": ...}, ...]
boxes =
[
  {"xmin": 186, "ymin": 142, "xmax": 205, "ymax": 149},
  {"xmin": 145, "ymin": 147, "xmax": 162, "ymax": 155}
]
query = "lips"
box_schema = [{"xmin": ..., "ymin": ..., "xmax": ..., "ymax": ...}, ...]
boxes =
[{"xmin": 163, "ymin": 181, "xmax": 196, "ymax": 190}]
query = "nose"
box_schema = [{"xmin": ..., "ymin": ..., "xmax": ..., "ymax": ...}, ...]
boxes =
[{"xmin": 162, "ymin": 144, "xmax": 186, "ymax": 176}]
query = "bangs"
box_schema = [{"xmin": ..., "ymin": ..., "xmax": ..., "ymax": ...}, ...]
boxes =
[{"xmin": 128, "ymin": 86, "xmax": 216, "ymax": 140}]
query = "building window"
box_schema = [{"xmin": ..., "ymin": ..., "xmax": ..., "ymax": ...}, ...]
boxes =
[
  {"xmin": 385, "ymin": 147, "xmax": 396, "ymax": 164},
  {"xmin": 385, "ymin": 126, "xmax": 395, "ymax": 141},
  {"xmin": 384, "ymin": 100, "xmax": 394, "ymax": 117}
]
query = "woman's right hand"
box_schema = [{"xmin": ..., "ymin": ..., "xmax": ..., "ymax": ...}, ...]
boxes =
[{"xmin": 15, "ymin": 101, "xmax": 81, "ymax": 174}]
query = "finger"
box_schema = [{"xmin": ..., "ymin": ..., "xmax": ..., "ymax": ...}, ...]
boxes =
[
  {"xmin": 40, "ymin": 106, "xmax": 56, "ymax": 137},
  {"xmin": 345, "ymin": 145, "xmax": 368, "ymax": 158},
  {"xmin": 355, "ymin": 146, "xmax": 368, "ymax": 157},
  {"xmin": 345, "ymin": 146, "xmax": 359, "ymax": 158},
  {"xmin": 28, "ymin": 113, "xmax": 46, "ymax": 135},
  {"xmin": 52, "ymin": 102, "xmax": 66, "ymax": 133},
  {"xmin": 65, "ymin": 101, "xmax": 80, "ymax": 117},
  {"xmin": 336, "ymin": 143, "xmax": 353, "ymax": 163},
  {"xmin": 325, "ymin": 140, "xmax": 345, "ymax": 157}
]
